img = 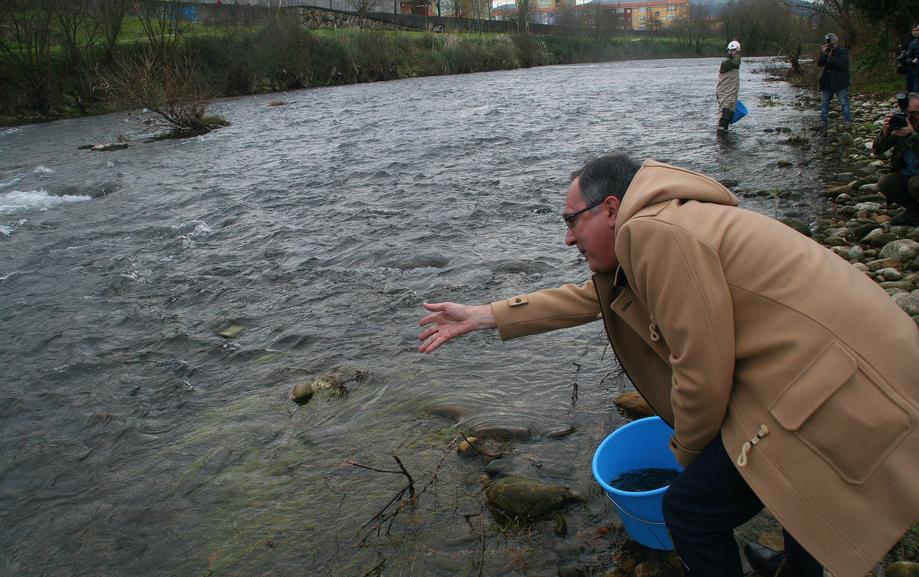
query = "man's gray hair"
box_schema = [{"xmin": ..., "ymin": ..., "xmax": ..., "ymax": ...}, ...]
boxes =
[
  {"xmin": 826, "ymin": 32, "xmax": 838, "ymax": 43},
  {"xmin": 570, "ymin": 154, "xmax": 642, "ymax": 205}
]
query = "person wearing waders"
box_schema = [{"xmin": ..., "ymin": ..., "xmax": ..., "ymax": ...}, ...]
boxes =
[{"xmin": 717, "ymin": 41, "xmax": 742, "ymax": 131}]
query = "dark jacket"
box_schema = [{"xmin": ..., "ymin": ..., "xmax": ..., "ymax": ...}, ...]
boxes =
[
  {"xmin": 873, "ymin": 125, "xmax": 919, "ymax": 174},
  {"xmin": 818, "ymin": 45, "xmax": 850, "ymax": 92},
  {"xmin": 909, "ymin": 37, "xmax": 919, "ymax": 70}
]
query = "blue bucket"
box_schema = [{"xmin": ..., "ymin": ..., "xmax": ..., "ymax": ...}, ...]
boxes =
[
  {"xmin": 592, "ymin": 416, "xmax": 682, "ymax": 550},
  {"xmin": 731, "ymin": 100, "xmax": 748, "ymax": 124}
]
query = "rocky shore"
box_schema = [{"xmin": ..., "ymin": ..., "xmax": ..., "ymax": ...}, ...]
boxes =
[{"xmin": 792, "ymin": 93, "xmax": 919, "ymax": 325}]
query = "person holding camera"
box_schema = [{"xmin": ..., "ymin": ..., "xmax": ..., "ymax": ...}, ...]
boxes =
[
  {"xmin": 716, "ymin": 40, "xmax": 742, "ymax": 132},
  {"xmin": 874, "ymin": 92, "xmax": 919, "ymax": 225},
  {"xmin": 817, "ymin": 32, "xmax": 851, "ymax": 128}
]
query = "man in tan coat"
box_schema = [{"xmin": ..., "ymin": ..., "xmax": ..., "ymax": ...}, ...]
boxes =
[{"xmin": 417, "ymin": 155, "xmax": 919, "ymax": 577}]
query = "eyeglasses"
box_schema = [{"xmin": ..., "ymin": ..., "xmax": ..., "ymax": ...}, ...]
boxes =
[{"xmin": 563, "ymin": 200, "xmax": 603, "ymax": 230}]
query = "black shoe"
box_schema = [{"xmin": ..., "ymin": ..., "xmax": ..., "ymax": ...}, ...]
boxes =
[{"xmin": 743, "ymin": 542, "xmax": 786, "ymax": 577}]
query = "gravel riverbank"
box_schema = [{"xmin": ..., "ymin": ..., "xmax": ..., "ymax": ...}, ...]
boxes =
[{"xmin": 775, "ymin": 92, "xmax": 919, "ymax": 326}]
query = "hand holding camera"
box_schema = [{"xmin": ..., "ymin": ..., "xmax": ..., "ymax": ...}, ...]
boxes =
[{"xmin": 885, "ymin": 93, "xmax": 915, "ymax": 136}]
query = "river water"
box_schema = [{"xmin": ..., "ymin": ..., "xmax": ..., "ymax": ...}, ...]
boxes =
[{"xmin": 1, "ymin": 57, "xmax": 822, "ymax": 577}]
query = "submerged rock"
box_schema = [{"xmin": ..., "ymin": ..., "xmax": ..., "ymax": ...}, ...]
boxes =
[
  {"xmin": 289, "ymin": 367, "xmax": 368, "ymax": 405},
  {"xmin": 91, "ymin": 142, "xmax": 128, "ymax": 151},
  {"xmin": 485, "ymin": 476, "xmax": 583, "ymax": 523},
  {"xmin": 216, "ymin": 325, "xmax": 244, "ymax": 339},
  {"xmin": 471, "ymin": 425, "xmax": 530, "ymax": 441}
]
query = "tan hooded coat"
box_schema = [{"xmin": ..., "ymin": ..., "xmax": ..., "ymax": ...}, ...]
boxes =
[{"xmin": 490, "ymin": 160, "xmax": 919, "ymax": 577}]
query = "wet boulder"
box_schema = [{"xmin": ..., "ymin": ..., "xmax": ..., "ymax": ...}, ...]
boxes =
[
  {"xmin": 485, "ymin": 476, "xmax": 583, "ymax": 523},
  {"xmin": 470, "ymin": 425, "xmax": 530, "ymax": 441},
  {"xmin": 91, "ymin": 142, "xmax": 129, "ymax": 152},
  {"xmin": 290, "ymin": 367, "xmax": 368, "ymax": 404}
]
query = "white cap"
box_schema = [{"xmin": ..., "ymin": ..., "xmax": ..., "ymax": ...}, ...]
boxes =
[{"xmin": 727, "ymin": 41, "xmax": 741, "ymax": 51}]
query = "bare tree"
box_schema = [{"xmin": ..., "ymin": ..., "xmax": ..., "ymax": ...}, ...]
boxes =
[
  {"xmin": 52, "ymin": 0, "xmax": 103, "ymax": 110},
  {"xmin": 346, "ymin": 0, "xmax": 382, "ymax": 27},
  {"xmin": 0, "ymin": 0, "xmax": 57, "ymax": 113},
  {"xmin": 674, "ymin": 3, "xmax": 712, "ymax": 54},
  {"xmin": 135, "ymin": 0, "xmax": 185, "ymax": 57},
  {"xmin": 804, "ymin": 0, "xmax": 859, "ymax": 49},
  {"xmin": 514, "ymin": 0, "xmax": 531, "ymax": 32},
  {"xmin": 96, "ymin": 0, "xmax": 129, "ymax": 63},
  {"xmin": 108, "ymin": 48, "xmax": 227, "ymax": 137}
]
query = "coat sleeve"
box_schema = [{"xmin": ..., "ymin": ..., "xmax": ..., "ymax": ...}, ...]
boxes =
[
  {"xmin": 873, "ymin": 128, "xmax": 896, "ymax": 156},
  {"xmin": 618, "ymin": 219, "xmax": 736, "ymax": 467},
  {"xmin": 491, "ymin": 281, "xmax": 601, "ymax": 341}
]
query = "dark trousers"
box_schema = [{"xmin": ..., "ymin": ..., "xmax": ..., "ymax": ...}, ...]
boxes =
[
  {"xmin": 878, "ymin": 172, "xmax": 919, "ymax": 211},
  {"xmin": 907, "ymin": 68, "xmax": 919, "ymax": 93},
  {"xmin": 662, "ymin": 435, "xmax": 823, "ymax": 577}
]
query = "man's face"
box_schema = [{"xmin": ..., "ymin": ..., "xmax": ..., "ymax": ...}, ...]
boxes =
[
  {"xmin": 908, "ymin": 98, "xmax": 919, "ymax": 128},
  {"xmin": 913, "ymin": 27, "xmax": 919, "ymax": 37},
  {"xmin": 563, "ymin": 177, "xmax": 620, "ymax": 273}
]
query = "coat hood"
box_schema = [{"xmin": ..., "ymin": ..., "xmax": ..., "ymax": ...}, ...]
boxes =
[{"xmin": 616, "ymin": 159, "xmax": 739, "ymax": 231}]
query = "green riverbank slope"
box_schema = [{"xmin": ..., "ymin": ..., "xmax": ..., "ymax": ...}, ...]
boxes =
[{"xmin": 0, "ymin": 15, "xmax": 725, "ymax": 126}]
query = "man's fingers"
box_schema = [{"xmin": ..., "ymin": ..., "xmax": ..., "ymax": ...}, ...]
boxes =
[
  {"xmin": 422, "ymin": 302, "xmax": 450, "ymax": 312},
  {"xmin": 418, "ymin": 335, "xmax": 446, "ymax": 353},
  {"xmin": 418, "ymin": 326, "xmax": 438, "ymax": 341}
]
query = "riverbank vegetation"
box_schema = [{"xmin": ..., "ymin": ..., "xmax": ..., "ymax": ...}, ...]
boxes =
[
  {"xmin": 1, "ymin": 0, "xmax": 918, "ymax": 126},
  {"xmin": 0, "ymin": 0, "xmax": 717, "ymax": 126}
]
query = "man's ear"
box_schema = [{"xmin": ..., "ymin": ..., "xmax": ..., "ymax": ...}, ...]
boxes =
[{"xmin": 603, "ymin": 196, "xmax": 620, "ymax": 227}]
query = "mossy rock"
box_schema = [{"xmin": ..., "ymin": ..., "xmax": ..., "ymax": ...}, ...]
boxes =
[{"xmin": 485, "ymin": 476, "xmax": 583, "ymax": 523}]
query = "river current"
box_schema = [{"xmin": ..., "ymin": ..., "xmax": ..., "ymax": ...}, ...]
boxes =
[{"xmin": 1, "ymin": 57, "xmax": 822, "ymax": 576}]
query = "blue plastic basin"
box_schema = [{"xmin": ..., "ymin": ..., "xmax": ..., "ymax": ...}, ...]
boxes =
[{"xmin": 592, "ymin": 416, "xmax": 683, "ymax": 550}]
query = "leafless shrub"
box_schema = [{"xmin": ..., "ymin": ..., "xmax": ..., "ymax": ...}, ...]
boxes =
[{"xmin": 108, "ymin": 48, "xmax": 227, "ymax": 138}]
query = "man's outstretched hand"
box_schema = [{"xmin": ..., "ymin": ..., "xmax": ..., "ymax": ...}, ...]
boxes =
[{"xmin": 417, "ymin": 302, "xmax": 496, "ymax": 353}]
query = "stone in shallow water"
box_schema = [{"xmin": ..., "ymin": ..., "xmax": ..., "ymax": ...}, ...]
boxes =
[
  {"xmin": 485, "ymin": 476, "xmax": 583, "ymax": 523},
  {"xmin": 216, "ymin": 325, "xmax": 244, "ymax": 338},
  {"xmin": 544, "ymin": 425, "xmax": 576, "ymax": 439},
  {"xmin": 609, "ymin": 467, "xmax": 680, "ymax": 492},
  {"xmin": 471, "ymin": 425, "xmax": 530, "ymax": 441}
]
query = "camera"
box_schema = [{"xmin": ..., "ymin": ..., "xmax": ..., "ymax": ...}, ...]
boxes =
[
  {"xmin": 824, "ymin": 35, "xmax": 833, "ymax": 44},
  {"xmin": 890, "ymin": 112, "xmax": 910, "ymax": 131}
]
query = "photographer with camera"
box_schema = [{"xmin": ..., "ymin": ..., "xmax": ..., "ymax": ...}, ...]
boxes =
[
  {"xmin": 817, "ymin": 32, "xmax": 851, "ymax": 128},
  {"xmin": 873, "ymin": 92, "xmax": 919, "ymax": 225}
]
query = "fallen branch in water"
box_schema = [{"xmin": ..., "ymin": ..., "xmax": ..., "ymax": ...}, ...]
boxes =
[{"xmin": 349, "ymin": 436, "xmax": 459, "ymax": 545}]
